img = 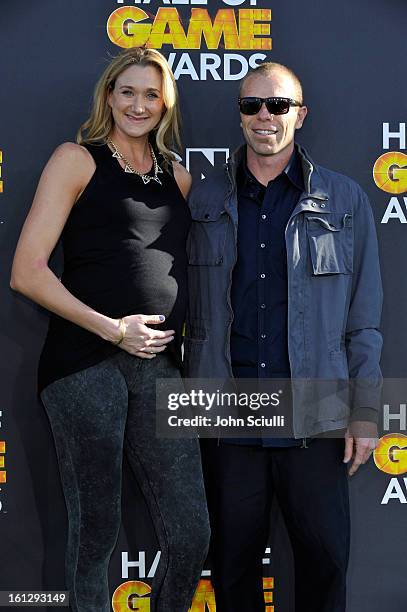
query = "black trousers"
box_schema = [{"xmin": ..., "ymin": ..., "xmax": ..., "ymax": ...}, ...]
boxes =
[
  {"xmin": 41, "ymin": 353, "xmax": 210, "ymax": 612},
  {"xmin": 200, "ymin": 438, "xmax": 350, "ymax": 612}
]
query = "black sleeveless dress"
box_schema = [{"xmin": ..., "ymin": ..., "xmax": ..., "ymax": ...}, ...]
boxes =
[{"xmin": 38, "ymin": 143, "xmax": 191, "ymax": 392}]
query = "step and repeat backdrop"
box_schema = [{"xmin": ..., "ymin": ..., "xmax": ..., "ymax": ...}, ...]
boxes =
[{"xmin": 1, "ymin": 0, "xmax": 407, "ymax": 610}]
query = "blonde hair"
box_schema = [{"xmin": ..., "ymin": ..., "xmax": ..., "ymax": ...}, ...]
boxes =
[{"xmin": 77, "ymin": 48, "xmax": 181, "ymax": 162}]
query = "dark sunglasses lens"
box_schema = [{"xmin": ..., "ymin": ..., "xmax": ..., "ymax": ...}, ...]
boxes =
[
  {"xmin": 239, "ymin": 98, "xmax": 262, "ymax": 115},
  {"xmin": 240, "ymin": 98, "xmax": 292, "ymax": 115},
  {"xmin": 266, "ymin": 99, "xmax": 290, "ymax": 114}
]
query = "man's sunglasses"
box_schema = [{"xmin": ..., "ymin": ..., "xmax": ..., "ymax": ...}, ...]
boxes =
[{"xmin": 238, "ymin": 96, "xmax": 303, "ymax": 116}]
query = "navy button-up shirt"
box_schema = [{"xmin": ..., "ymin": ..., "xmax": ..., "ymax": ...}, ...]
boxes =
[{"xmin": 229, "ymin": 146, "xmax": 304, "ymax": 447}]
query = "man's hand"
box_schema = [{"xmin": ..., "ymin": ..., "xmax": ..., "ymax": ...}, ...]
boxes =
[{"xmin": 343, "ymin": 421, "xmax": 379, "ymax": 476}]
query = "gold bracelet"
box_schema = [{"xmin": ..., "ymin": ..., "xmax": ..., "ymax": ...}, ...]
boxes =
[{"xmin": 113, "ymin": 318, "xmax": 127, "ymax": 346}]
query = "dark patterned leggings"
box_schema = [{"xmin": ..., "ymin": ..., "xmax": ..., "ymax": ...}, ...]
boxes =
[{"xmin": 41, "ymin": 352, "xmax": 210, "ymax": 612}]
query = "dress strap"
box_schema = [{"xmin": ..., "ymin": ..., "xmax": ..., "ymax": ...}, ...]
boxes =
[{"xmin": 81, "ymin": 142, "xmax": 110, "ymax": 166}]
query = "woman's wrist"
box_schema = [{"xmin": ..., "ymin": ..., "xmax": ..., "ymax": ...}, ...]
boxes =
[
  {"xmin": 113, "ymin": 318, "xmax": 127, "ymax": 345},
  {"xmin": 96, "ymin": 316, "xmax": 127, "ymax": 344}
]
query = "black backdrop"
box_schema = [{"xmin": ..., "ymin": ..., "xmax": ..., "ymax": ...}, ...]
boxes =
[{"xmin": 1, "ymin": 1, "xmax": 407, "ymax": 610}]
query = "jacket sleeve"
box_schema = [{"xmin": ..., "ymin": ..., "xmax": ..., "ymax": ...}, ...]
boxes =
[{"xmin": 345, "ymin": 186, "xmax": 383, "ymax": 423}]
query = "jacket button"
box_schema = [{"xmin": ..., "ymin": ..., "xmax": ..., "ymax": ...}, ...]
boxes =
[
  {"xmin": 260, "ymin": 304, "xmax": 266, "ymax": 309},
  {"xmin": 204, "ymin": 213, "xmax": 210, "ymax": 219},
  {"xmin": 260, "ymin": 243, "xmax": 266, "ymax": 248},
  {"xmin": 320, "ymin": 203, "xmax": 326, "ymax": 208},
  {"xmin": 311, "ymin": 202, "xmax": 316, "ymax": 207},
  {"xmin": 261, "ymin": 214, "xmax": 267, "ymax": 220},
  {"xmin": 260, "ymin": 273, "xmax": 266, "ymax": 279},
  {"xmin": 261, "ymin": 334, "xmax": 266, "ymax": 339},
  {"xmin": 260, "ymin": 363, "xmax": 266, "ymax": 368}
]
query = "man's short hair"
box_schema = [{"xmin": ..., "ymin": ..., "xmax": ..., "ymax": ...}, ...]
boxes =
[{"xmin": 239, "ymin": 62, "xmax": 304, "ymax": 105}]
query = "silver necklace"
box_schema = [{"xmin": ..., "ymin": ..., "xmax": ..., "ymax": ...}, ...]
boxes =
[{"xmin": 107, "ymin": 138, "xmax": 163, "ymax": 185}]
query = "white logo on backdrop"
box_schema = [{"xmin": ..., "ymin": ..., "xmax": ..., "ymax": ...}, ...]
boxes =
[{"xmin": 185, "ymin": 148, "xmax": 229, "ymax": 180}]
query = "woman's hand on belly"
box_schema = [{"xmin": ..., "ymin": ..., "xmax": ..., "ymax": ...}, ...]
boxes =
[{"xmin": 118, "ymin": 314, "xmax": 175, "ymax": 359}]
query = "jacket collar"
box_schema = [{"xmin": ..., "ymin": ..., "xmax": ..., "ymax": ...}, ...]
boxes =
[{"xmin": 226, "ymin": 143, "xmax": 329, "ymax": 202}]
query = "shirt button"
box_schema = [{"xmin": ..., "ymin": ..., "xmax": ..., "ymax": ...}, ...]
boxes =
[
  {"xmin": 260, "ymin": 304, "xmax": 266, "ymax": 309},
  {"xmin": 260, "ymin": 363, "xmax": 266, "ymax": 368},
  {"xmin": 260, "ymin": 273, "xmax": 266, "ymax": 279},
  {"xmin": 261, "ymin": 334, "xmax": 266, "ymax": 339},
  {"xmin": 260, "ymin": 243, "xmax": 266, "ymax": 248},
  {"xmin": 261, "ymin": 214, "xmax": 267, "ymax": 220}
]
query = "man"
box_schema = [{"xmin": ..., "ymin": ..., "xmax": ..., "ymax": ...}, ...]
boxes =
[{"xmin": 184, "ymin": 62, "xmax": 382, "ymax": 612}]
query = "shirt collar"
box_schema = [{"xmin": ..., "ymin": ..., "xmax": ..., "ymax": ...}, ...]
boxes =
[{"xmin": 240, "ymin": 145, "xmax": 304, "ymax": 192}]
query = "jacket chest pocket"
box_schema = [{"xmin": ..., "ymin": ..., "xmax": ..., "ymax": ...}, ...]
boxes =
[
  {"xmin": 306, "ymin": 213, "xmax": 353, "ymax": 275},
  {"xmin": 187, "ymin": 207, "xmax": 229, "ymax": 266}
]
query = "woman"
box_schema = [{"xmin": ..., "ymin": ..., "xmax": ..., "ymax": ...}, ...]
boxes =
[{"xmin": 10, "ymin": 47, "xmax": 210, "ymax": 612}]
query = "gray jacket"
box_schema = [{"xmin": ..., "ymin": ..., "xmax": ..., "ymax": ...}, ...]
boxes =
[{"xmin": 184, "ymin": 144, "xmax": 383, "ymax": 438}]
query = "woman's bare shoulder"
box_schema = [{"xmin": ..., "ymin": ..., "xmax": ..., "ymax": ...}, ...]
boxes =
[
  {"xmin": 50, "ymin": 142, "xmax": 95, "ymax": 168},
  {"xmin": 172, "ymin": 160, "xmax": 192, "ymax": 199}
]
